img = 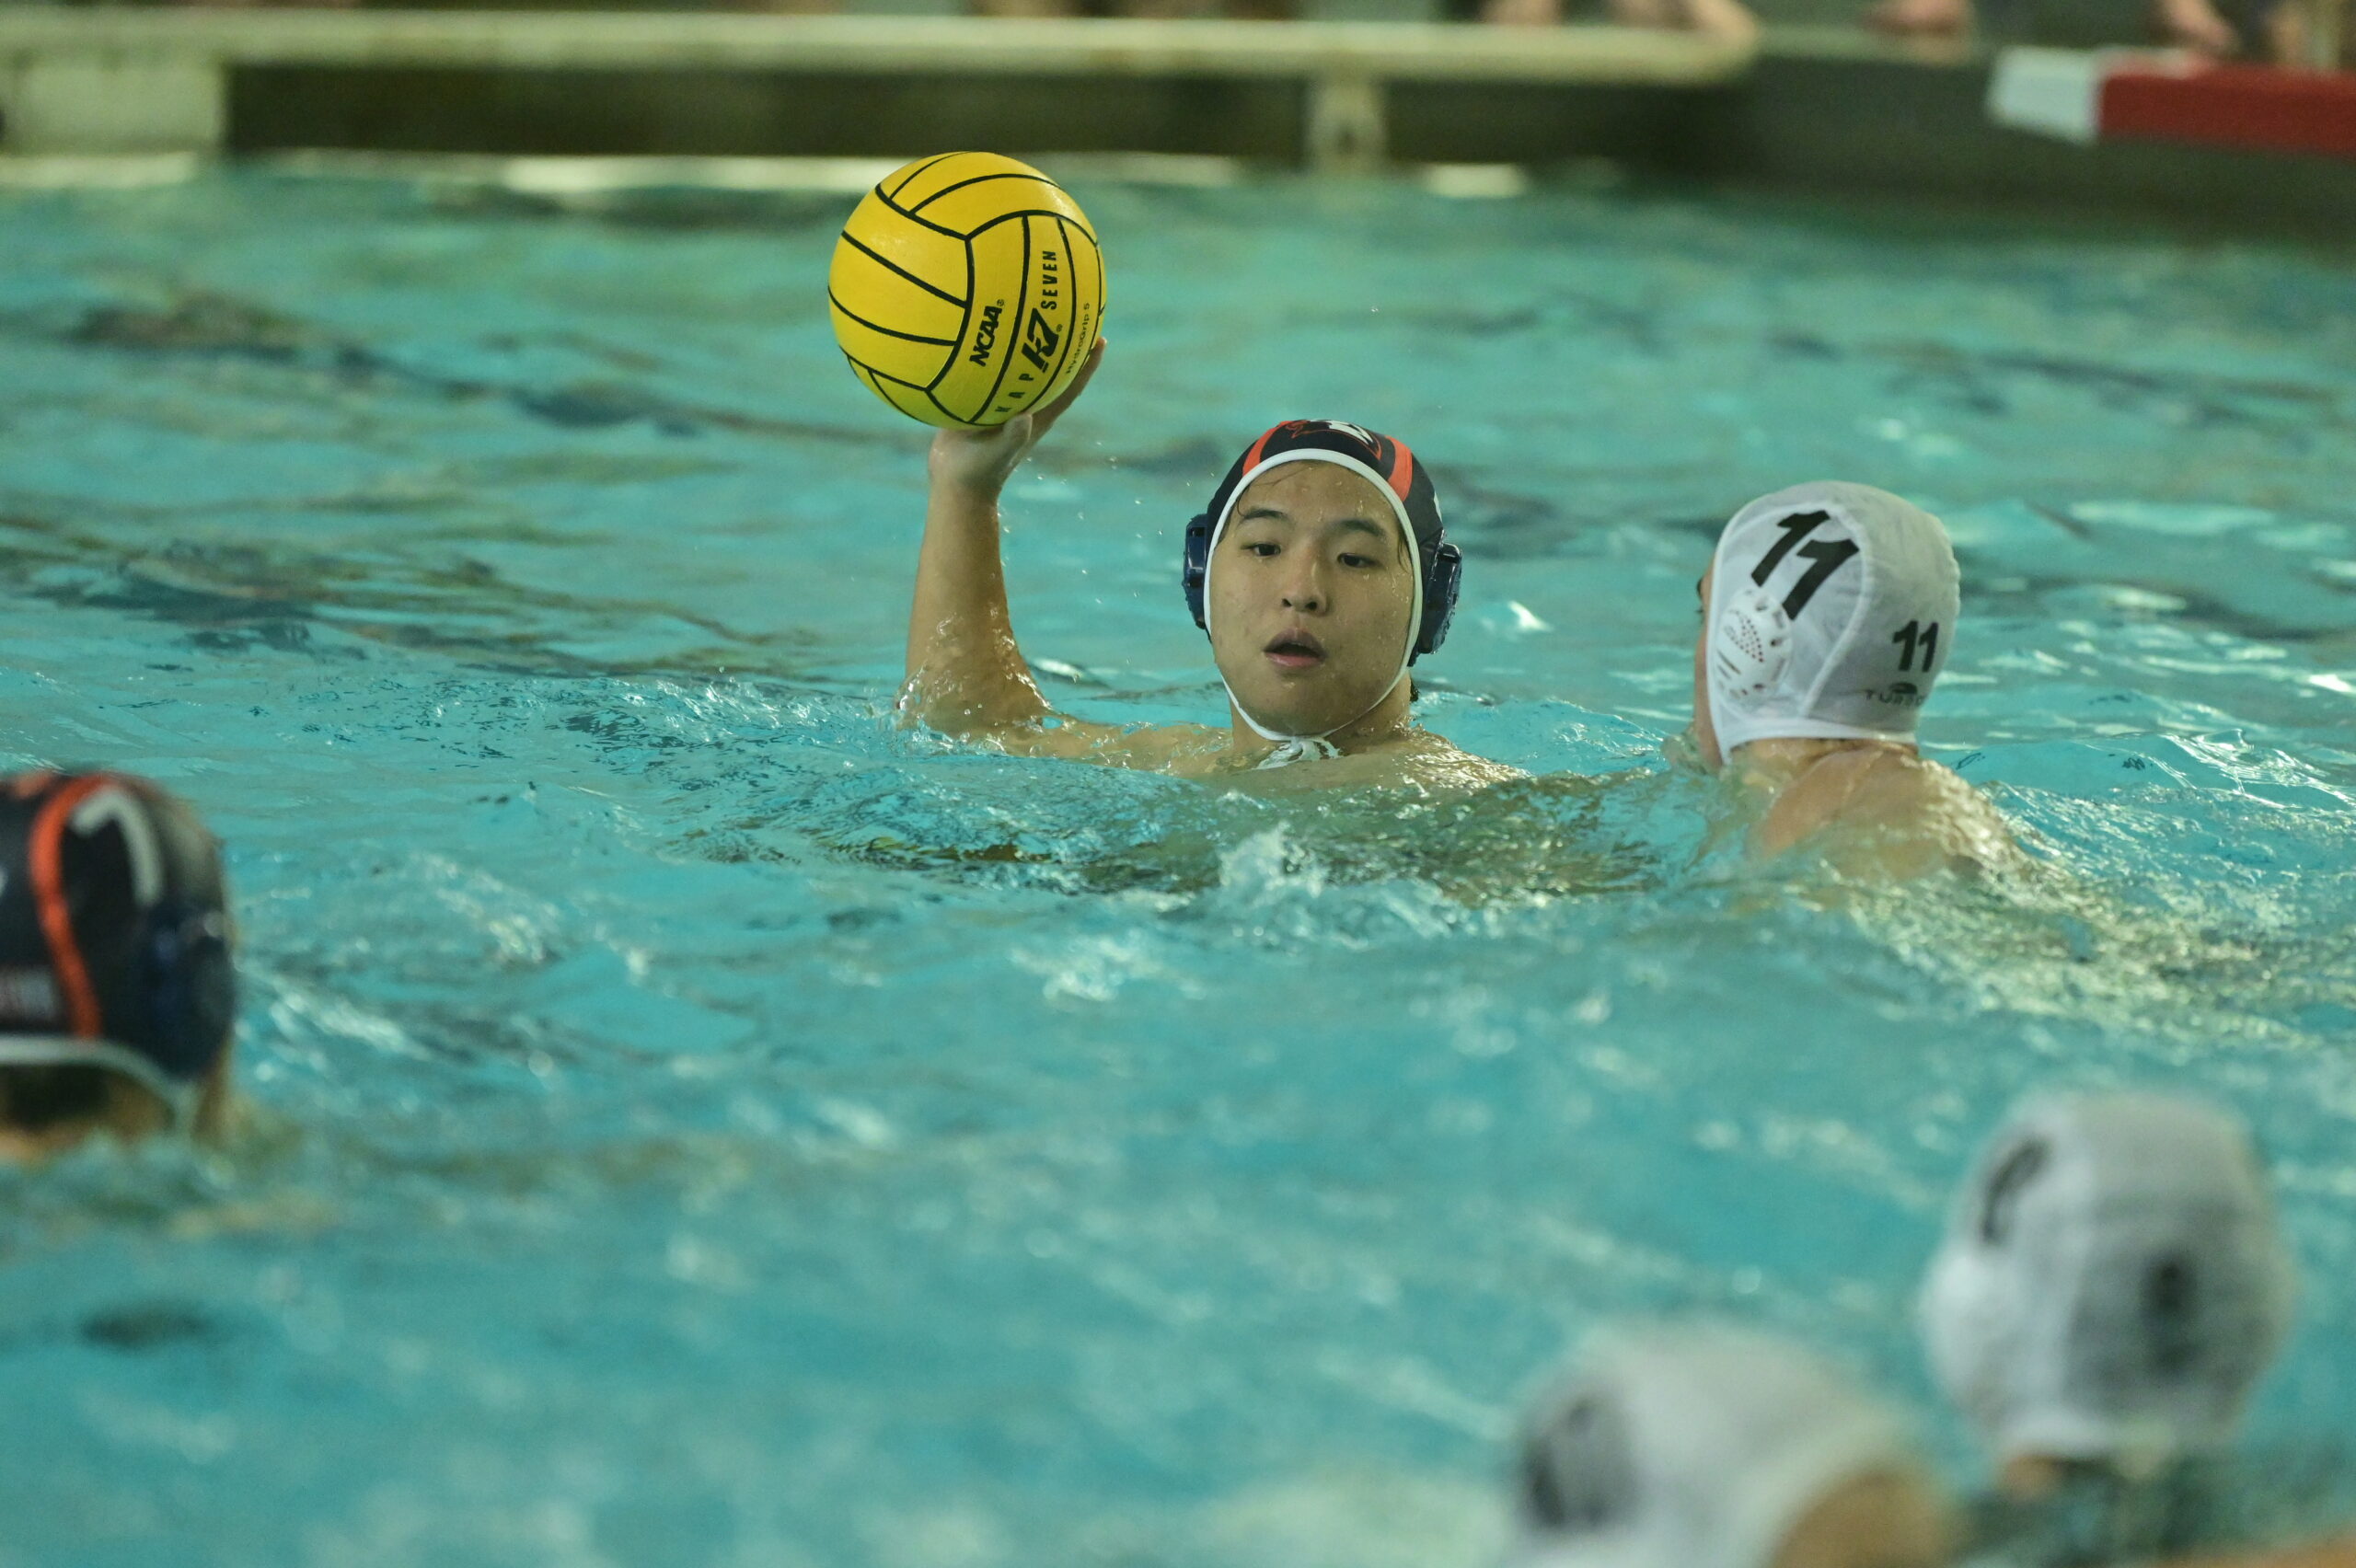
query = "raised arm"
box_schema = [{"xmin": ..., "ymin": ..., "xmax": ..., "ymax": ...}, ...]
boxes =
[{"xmin": 901, "ymin": 340, "xmax": 1103, "ymax": 738}]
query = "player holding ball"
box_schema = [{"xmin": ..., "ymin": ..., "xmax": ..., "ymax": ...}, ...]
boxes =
[{"xmin": 830, "ymin": 154, "xmax": 1516, "ymax": 790}]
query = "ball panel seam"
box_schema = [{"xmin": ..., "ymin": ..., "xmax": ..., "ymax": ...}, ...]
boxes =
[
  {"xmin": 872, "ymin": 190, "xmax": 964, "ymax": 239},
  {"xmin": 837, "ymin": 230, "xmax": 968, "ymax": 309},
  {"xmin": 910, "ymin": 171, "xmax": 1063, "ymax": 217},
  {"xmin": 826, "ymin": 291, "xmax": 958, "ymax": 347},
  {"xmin": 961, "ymin": 209, "xmax": 1096, "ymax": 236},
  {"xmin": 883, "ymin": 151, "xmax": 963, "ymax": 202},
  {"xmin": 849, "ymin": 352, "xmax": 978, "ymax": 429},
  {"xmin": 958, "ymin": 226, "xmax": 1030, "ymax": 418},
  {"xmin": 1037, "ymin": 213, "xmax": 1086, "ymax": 398}
]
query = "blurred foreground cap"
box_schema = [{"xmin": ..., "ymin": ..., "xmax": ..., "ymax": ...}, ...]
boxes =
[
  {"xmin": 1508, "ymin": 1322, "xmax": 1925, "ymax": 1568},
  {"xmin": 1920, "ymin": 1091, "xmax": 2296, "ymax": 1467},
  {"xmin": 0, "ymin": 770, "xmax": 235, "ymax": 1124}
]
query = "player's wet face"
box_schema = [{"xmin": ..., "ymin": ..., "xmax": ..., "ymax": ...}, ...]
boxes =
[{"xmin": 1207, "ymin": 465, "xmax": 1416, "ymax": 738}]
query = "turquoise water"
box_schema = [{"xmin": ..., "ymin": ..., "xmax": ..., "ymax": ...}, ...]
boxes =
[{"xmin": 0, "ymin": 167, "xmax": 2352, "ymax": 1567}]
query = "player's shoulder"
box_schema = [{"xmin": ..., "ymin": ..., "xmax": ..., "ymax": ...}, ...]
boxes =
[
  {"xmin": 1758, "ymin": 745, "xmax": 2012, "ymax": 870},
  {"xmin": 1392, "ymin": 728, "xmax": 1525, "ymax": 780},
  {"xmin": 1083, "ymin": 721, "xmax": 1230, "ymax": 772},
  {"xmin": 1365, "ymin": 732, "xmax": 1530, "ymax": 794},
  {"xmin": 996, "ymin": 716, "xmax": 1226, "ymax": 770}
]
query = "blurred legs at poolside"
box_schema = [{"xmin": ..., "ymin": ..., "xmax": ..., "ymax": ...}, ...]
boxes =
[
  {"xmin": 1462, "ymin": 0, "xmax": 1759, "ymax": 38},
  {"xmin": 967, "ymin": 0, "xmax": 1298, "ymax": 18},
  {"xmin": 1866, "ymin": 0, "xmax": 2231, "ymax": 52},
  {"xmin": 2267, "ymin": 0, "xmax": 2352, "ymax": 63},
  {"xmin": 1869, "ymin": 0, "xmax": 2346, "ymax": 64}
]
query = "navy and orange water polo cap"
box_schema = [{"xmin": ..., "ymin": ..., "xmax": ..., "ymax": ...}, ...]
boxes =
[
  {"xmin": 1182, "ymin": 419, "xmax": 1462, "ymax": 661},
  {"xmin": 0, "ymin": 770, "xmax": 236, "ymax": 1122}
]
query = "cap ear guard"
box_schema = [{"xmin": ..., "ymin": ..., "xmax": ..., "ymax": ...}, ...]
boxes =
[
  {"xmin": 1709, "ymin": 583, "xmax": 1793, "ymax": 704},
  {"xmin": 1182, "ymin": 512, "xmax": 1213, "ymax": 631},
  {"xmin": 128, "ymin": 787, "xmax": 236, "ymax": 1083},
  {"xmin": 1415, "ymin": 540, "xmax": 1461, "ymax": 661},
  {"xmin": 2141, "ymin": 1254, "xmax": 2202, "ymax": 1378},
  {"xmin": 1519, "ymin": 1389, "xmax": 1639, "ymax": 1536},
  {"xmin": 1981, "ymin": 1135, "xmax": 2051, "ymax": 1245},
  {"xmin": 138, "ymin": 896, "xmax": 235, "ymax": 1083},
  {"xmin": 1922, "ymin": 1130, "xmax": 2050, "ymax": 1447}
]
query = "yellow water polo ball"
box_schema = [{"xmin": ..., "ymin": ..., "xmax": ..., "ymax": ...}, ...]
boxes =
[{"xmin": 828, "ymin": 152, "xmax": 1106, "ymax": 431}]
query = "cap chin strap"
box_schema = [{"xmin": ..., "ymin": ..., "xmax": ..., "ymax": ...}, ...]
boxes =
[
  {"xmin": 0, "ymin": 1035, "xmax": 199, "ymax": 1129},
  {"xmin": 1204, "ymin": 449, "xmax": 1424, "ymax": 771},
  {"xmin": 1230, "ymin": 706, "xmax": 1345, "ymax": 768}
]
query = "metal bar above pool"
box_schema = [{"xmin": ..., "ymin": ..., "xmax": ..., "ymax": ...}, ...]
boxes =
[
  {"xmin": 0, "ymin": 7, "xmax": 1756, "ymax": 168},
  {"xmin": 1, "ymin": 5, "xmax": 2349, "ymax": 232}
]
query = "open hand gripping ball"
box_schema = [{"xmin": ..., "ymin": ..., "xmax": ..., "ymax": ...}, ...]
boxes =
[{"xmin": 829, "ymin": 152, "xmax": 1107, "ymax": 431}]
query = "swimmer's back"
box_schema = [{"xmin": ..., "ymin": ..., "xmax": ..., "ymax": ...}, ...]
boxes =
[{"xmin": 1757, "ymin": 744, "xmax": 2022, "ymax": 880}]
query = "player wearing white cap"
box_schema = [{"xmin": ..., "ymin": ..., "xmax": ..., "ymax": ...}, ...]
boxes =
[
  {"xmin": 1684, "ymin": 482, "xmax": 2018, "ymax": 877},
  {"xmin": 1509, "ymin": 1323, "xmax": 1955, "ymax": 1568},
  {"xmin": 1922, "ymin": 1092, "xmax": 2355, "ymax": 1568}
]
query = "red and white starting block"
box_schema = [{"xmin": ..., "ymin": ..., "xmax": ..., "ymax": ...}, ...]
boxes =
[{"xmin": 1990, "ymin": 47, "xmax": 2356, "ymax": 157}]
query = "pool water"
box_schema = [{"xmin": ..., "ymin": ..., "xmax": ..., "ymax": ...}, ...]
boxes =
[{"xmin": 0, "ymin": 167, "xmax": 2352, "ymax": 1568}]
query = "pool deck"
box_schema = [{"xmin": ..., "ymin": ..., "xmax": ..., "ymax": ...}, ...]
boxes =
[{"xmin": 0, "ymin": 6, "xmax": 2350, "ymax": 230}]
